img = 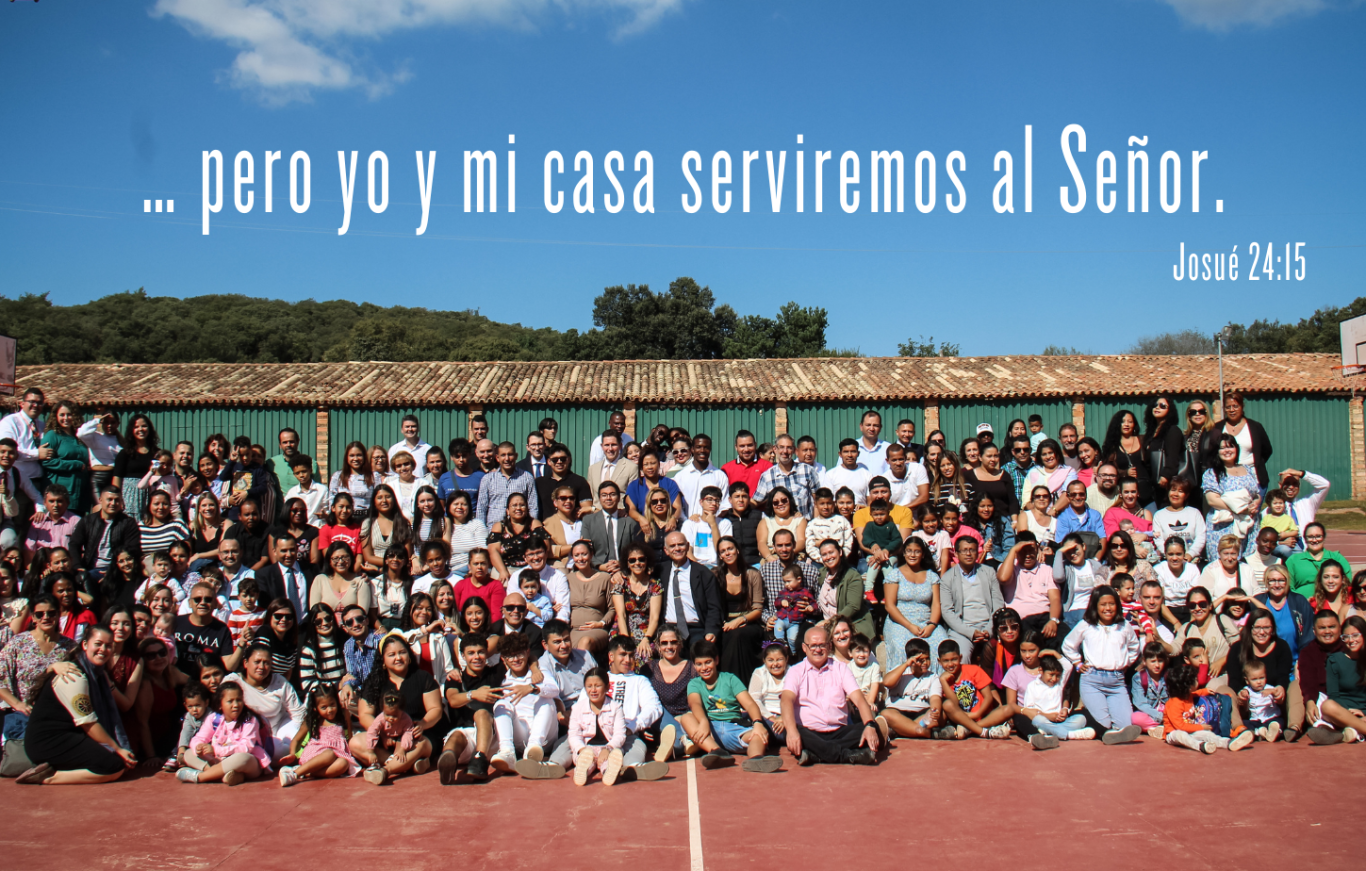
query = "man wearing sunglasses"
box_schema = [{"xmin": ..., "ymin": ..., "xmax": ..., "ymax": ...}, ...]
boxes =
[
  {"xmin": 1000, "ymin": 436, "xmax": 1035, "ymax": 506},
  {"xmin": 173, "ymin": 581, "xmax": 243, "ymax": 674},
  {"xmin": 491, "ymin": 591, "xmax": 545, "ymax": 655}
]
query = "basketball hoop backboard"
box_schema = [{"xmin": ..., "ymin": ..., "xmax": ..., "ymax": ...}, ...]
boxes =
[
  {"xmin": 0, "ymin": 334, "xmax": 15, "ymax": 396},
  {"xmin": 1338, "ymin": 313, "xmax": 1366, "ymax": 377}
]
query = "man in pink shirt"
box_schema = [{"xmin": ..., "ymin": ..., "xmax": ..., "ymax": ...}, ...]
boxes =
[
  {"xmin": 780, "ymin": 624, "xmax": 880, "ymax": 765},
  {"xmin": 24, "ymin": 484, "xmax": 81, "ymax": 562},
  {"xmin": 995, "ymin": 533, "xmax": 1064, "ymax": 648},
  {"xmin": 721, "ymin": 430, "xmax": 772, "ymax": 497}
]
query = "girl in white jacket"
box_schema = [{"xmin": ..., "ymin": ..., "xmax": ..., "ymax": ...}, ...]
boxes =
[{"xmin": 568, "ymin": 668, "xmax": 626, "ymax": 785}]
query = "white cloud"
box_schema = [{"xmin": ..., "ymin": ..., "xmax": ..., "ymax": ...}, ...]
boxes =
[
  {"xmin": 1157, "ymin": 0, "xmax": 1359, "ymax": 29},
  {"xmin": 152, "ymin": 0, "xmax": 685, "ymax": 103}
]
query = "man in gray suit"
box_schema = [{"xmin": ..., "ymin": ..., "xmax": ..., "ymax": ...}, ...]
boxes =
[
  {"xmin": 587, "ymin": 431, "xmax": 638, "ymax": 510},
  {"xmin": 580, "ymin": 480, "xmax": 640, "ymax": 574},
  {"xmin": 938, "ymin": 537, "xmax": 1005, "ymax": 662}
]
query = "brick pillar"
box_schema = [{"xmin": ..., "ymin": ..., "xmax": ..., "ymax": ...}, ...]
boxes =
[
  {"xmin": 467, "ymin": 404, "xmax": 484, "ymax": 440},
  {"xmin": 924, "ymin": 401, "xmax": 940, "ymax": 434},
  {"xmin": 315, "ymin": 406, "xmax": 330, "ymax": 477},
  {"xmin": 623, "ymin": 401, "xmax": 637, "ymax": 440},
  {"xmin": 774, "ymin": 402, "xmax": 788, "ymax": 439},
  {"xmin": 1072, "ymin": 398, "xmax": 1086, "ymax": 438},
  {"xmin": 1351, "ymin": 395, "xmax": 1365, "ymax": 500}
]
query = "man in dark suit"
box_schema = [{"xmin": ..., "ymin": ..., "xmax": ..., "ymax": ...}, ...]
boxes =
[
  {"xmin": 253, "ymin": 532, "xmax": 309, "ymax": 618},
  {"xmin": 657, "ymin": 530, "xmax": 723, "ymax": 644},
  {"xmin": 580, "ymin": 481, "xmax": 640, "ymax": 574},
  {"xmin": 515, "ymin": 430, "xmax": 550, "ymax": 479}
]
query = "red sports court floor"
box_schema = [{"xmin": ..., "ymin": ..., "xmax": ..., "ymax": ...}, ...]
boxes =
[
  {"xmin": 2, "ymin": 737, "xmax": 1361, "ymax": 871},
  {"xmin": 4, "ymin": 535, "xmax": 1363, "ymax": 870}
]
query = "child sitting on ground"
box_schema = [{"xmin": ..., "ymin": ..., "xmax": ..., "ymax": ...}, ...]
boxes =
[
  {"xmin": 771, "ymin": 566, "xmax": 816, "ymax": 651},
  {"xmin": 363, "ymin": 690, "xmax": 423, "ymax": 785},
  {"xmin": 1239, "ymin": 660, "xmax": 1286, "ymax": 743},
  {"xmin": 177, "ymin": 683, "xmax": 272, "ymax": 784},
  {"xmin": 568, "ymin": 668, "xmax": 626, "ymax": 786},
  {"xmin": 1017, "ymin": 656, "xmax": 1094, "ymax": 750},
  {"xmin": 685, "ymin": 640, "xmax": 782, "ymax": 773},
  {"xmin": 1129, "ymin": 642, "xmax": 1170, "ymax": 738},
  {"xmin": 1162, "ymin": 660, "xmax": 1254, "ymax": 754},
  {"xmin": 280, "ymin": 684, "xmax": 360, "ymax": 786},
  {"xmin": 747, "ymin": 642, "xmax": 790, "ymax": 742},
  {"xmin": 937, "ymin": 639, "xmax": 1013, "ymax": 740},
  {"xmin": 848, "ymin": 633, "xmax": 883, "ymax": 712},
  {"xmin": 879, "ymin": 638, "xmax": 946, "ymax": 740},
  {"xmin": 171, "ymin": 682, "xmax": 213, "ymax": 772}
]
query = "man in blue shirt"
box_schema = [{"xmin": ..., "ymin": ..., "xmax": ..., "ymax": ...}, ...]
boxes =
[
  {"xmin": 1054, "ymin": 480, "xmax": 1105, "ymax": 540},
  {"xmin": 438, "ymin": 438, "xmax": 484, "ymax": 516}
]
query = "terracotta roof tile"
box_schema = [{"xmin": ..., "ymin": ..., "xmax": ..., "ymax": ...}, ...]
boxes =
[{"xmin": 5, "ymin": 354, "xmax": 1347, "ymax": 409}]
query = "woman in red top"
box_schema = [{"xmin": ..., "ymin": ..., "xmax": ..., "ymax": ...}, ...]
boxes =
[
  {"xmin": 453, "ymin": 548, "xmax": 504, "ymax": 616},
  {"xmin": 48, "ymin": 573, "xmax": 96, "ymax": 642},
  {"xmin": 318, "ymin": 493, "xmax": 364, "ymax": 572}
]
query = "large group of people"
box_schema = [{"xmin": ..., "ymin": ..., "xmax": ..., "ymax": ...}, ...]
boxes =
[{"xmin": 1, "ymin": 386, "xmax": 1362, "ymax": 789}]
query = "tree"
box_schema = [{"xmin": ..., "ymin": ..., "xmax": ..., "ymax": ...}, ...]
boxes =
[
  {"xmin": 722, "ymin": 302, "xmax": 829, "ymax": 359},
  {"xmin": 1124, "ymin": 330, "xmax": 1216, "ymax": 355},
  {"xmin": 1225, "ymin": 296, "xmax": 1366, "ymax": 354},
  {"xmin": 897, "ymin": 335, "xmax": 960, "ymax": 357},
  {"xmin": 1040, "ymin": 344, "xmax": 1083, "ymax": 356}
]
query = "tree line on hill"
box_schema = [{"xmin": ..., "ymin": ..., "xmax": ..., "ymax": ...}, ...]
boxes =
[{"xmin": 3, "ymin": 282, "xmax": 1358, "ymax": 365}]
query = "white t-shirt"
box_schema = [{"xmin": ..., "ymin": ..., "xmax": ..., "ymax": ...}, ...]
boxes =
[
  {"xmin": 821, "ymin": 463, "xmax": 873, "ymax": 507},
  {"xmin": 748, "ymin": 666, "xmax": 785, "ymax": 718},
  {"xmin": 887, "ymin": 463, "xmax": 930, "ymax": 507},
  {"xmin": 1021, "ymin": 671, "xmax": 1072, "ymax": 716},
  {"xmin": 284, "ymin": 481, "xmax": 329, "ymax": 524},
  {"xmin": 886, "ymin": 670, "xmax": 942, "ymax": 713},
  {"xmin": 1155, "ymin": 562, "xmax": 1201, "ymax": 606},
  {"xmin": 681, "ymin": 517, "xmax": 733, "ymax": 567}
]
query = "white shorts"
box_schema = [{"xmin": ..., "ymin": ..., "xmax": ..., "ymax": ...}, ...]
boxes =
[{"xmin": 441, "ymin": 726, "xmax": 478, "ymax": 764}]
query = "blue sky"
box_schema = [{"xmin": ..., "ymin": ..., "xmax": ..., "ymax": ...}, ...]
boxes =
[{"xmin": 2, "ymin": 0, "xmax": 1363, "ymax": 356}]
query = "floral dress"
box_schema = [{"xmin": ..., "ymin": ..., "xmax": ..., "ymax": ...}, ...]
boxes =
[
  {"xmin": 883, "ymin": 570, "xmax": 948, "ymax": 673},
  {"xmin": 0, "ymin": 633, "xmax": 77, "ymax": 727},
  {"xmin": 611, "ymin": 576, "xmax": 662, "ymax": 666},
  {"xmin": 1202, "ymin": 468, "xmax": 1262, "ymax": 561},
  {"xmin": 487, "ymin": 524, "xmax": 543, "ymax": 571}
]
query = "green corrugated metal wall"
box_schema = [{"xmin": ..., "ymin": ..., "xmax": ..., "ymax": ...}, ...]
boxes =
[
  {"xmin": 787, "ymin": 403, "xmax": 925, "ymax": 468},
  {"xmin": 481, "ymin": 405, "xmax": 615, "ymax": 472},
  {"xmin": 1086, "ymin": 395, "xmax": 1350, "ymax": 493},
  {"xmin": 328, "ymin": 407, "xmax": 466, "ymax": 474},
  {"xmin": 637, "ymin": 406, "xmax": 772, "ymax": 454},
  {"xmin": 117, "ymin": 407, "xmax": 319, "ymax": 459},
  {"xmin": 936, "ymin": 401, "xmax": 1073, "ymax": 450}
]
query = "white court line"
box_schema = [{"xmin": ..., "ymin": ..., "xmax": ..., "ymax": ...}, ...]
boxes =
[{"xmin": 687, "ymin": 758, "xmax": 704, "ymax": 871}]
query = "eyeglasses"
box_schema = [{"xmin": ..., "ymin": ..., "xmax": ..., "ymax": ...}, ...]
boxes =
[
  {"xmin": 649, "ymin": 499, "xmax": 668, "ymax": 506},
  {"xmin": 503, "ymin": 605, "xmax": 527, "ymax": 612},
  {"xmin": 192, "ymin": 596, "xmax": 215, "ymax": 604},
  {"xmin": 998, "ymin": 623, "xmax": 1020, "ymax": 632},
  {"xmin": 1187, "ymin": 409, "xmax": 1207, "ymax": 417},
  {"xmin": 805, "ymin": 643, "xmax": 829, "ymax": 651},
  {"xmin": 32, "ymin": 610, "xmax": 57, "ymax": 619},
  {"xmin": 1013, "ymin": 448, "xmax": 1030, "ymax": 454},
  {"xmin": 549, "ymin": 456, "xmax": 568, "ymax": 463},
  {"xmin": 1189, "ymin": 601, "xmax": 1211, "ymax": 610},
  {"xmin": 271, "ymin": 613, "xmax": 294, "ymax": 622},
  {"xmin": 144, "ymin": 648, "xmax": 168, "ymax": 659},
  {"xmin": 658, "ymin": 640, "xmax": 679, "ymax": 647},
  {"xmin": 626, "ymin": 557, "xmax": 648, "ymax": 565},
  {"xmin": 1033, "ymin": 494, "xmax": 1049, "ymax": 501},
  {"xmin": 343, "ymin": 617, "xmax": 368, "ymax": 628}
]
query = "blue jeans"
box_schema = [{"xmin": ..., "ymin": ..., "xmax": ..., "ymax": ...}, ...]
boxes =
[
  {"xmin": 1272, "ymin": 544, "xmax": 1295, "ymax": 560},
  {"xmin": 709, "ymin": 720, "xmax": 755, "ymax": 754},
  {"xmin": 657, "ymin": 709, "xmax": 688, "ymax": 752},
  {"xmin": 772, "ymin": 618, "xmax": 800, "ymax": 650},
  {"xmin": 1031, "ymin": 713, "xmax": 1088, "ymax": 739},
  {"xmin": 1079, "ymin": 668, "xmax": 1133, "ymax": 731}
]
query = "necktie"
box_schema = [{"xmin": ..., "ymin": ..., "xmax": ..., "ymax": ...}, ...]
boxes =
[
  {"xmin": 535, "ymin": 462, "xmax": 544, "ymax": 478},
  {"xmin": 672, "ymin": 566, "xmax": 689, "ymax": 641},
  {"xmin": 602, "ymin": 462, "xmax": 612, "ymax": 484},
  {"xmin": 607, "ymin": 515, "xmax": 617, "ymax": 562}
]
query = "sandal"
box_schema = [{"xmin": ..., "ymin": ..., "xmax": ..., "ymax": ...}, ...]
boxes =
[{"xmin": 16, "ymin": 763, "xmax": 54, "ymax": 785}]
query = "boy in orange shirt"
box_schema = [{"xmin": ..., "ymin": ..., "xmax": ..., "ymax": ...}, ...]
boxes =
[{"xmin": 936, "ymin": 640, "xmax": 1014, "ymax": 740}]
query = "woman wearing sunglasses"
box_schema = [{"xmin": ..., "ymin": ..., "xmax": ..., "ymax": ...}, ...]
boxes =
[
  {"xmin": 0, "ymin": 594, "xmax": 76, "ymax": 774},
  {"xmin": 132, "ymin": 634, "xmax": 189, "ymax": 766},
  {"xmin": 298, "ymin": 603, "xmax": 349, "ymax": 696},
  {"xmin": 611, "ymin": 543, "xmax": 663, "ymax": 667}
]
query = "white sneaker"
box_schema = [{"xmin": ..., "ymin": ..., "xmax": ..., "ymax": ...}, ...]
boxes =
[
  {"xmin": 1264, "ymin": 722, "xmax": 1282, "ymax": 743},
  {"xmin": 655, "ymin": 725, "xmax": 676, "ymax": 762},
  {"xmin": 573, "ymin": 747, "xmax": 595, "ymax": 786},
  {"xmin": 278, "ymin": 766, "xmax": 299, "ymax": 788},
  {"xmin": 176, "ymin": 768, "xmax": 200, "ymax": 784},
  {"xmin": 1229, "ymin": 731, "xmax": 1255, "ymax": 752},
  {"xmin": 1067, "ymin": 728, "xmax": 1096, "ymax": 741},
  {"xmin": 490, "ymin": 748, "xmax": 517, "ymax": 773},
  {"xmin": 985, "ymin": 724, "xmax": 1011, "ymax": 740},
  {"xmin": 601, "ymin": 748, "xmax": 625, "ymax": 786},
  {"xmin": 1146, "ymin": 726, "xmax": 1164, "ymax": 740},
  {"xmin": 525, "ymin": 744, "xmax": 544, "ymax": 762},
  {"xmin": 1199, "ymin": 742, "xmax": 1217, "ymax": 755}
]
